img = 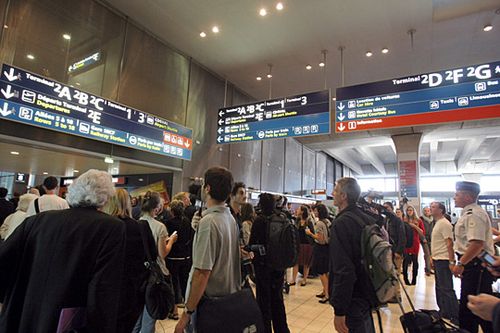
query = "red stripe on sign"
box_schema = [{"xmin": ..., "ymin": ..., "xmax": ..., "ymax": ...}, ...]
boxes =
[{"xmin": 336, "ymin": 105, "xmax": 500, "ymax": 132}]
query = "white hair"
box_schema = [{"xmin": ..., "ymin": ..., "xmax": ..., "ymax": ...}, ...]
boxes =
[
  {"xmin": 17, "ymin": 193, "xmax": 38, "ymax": 212},
  {"xmin": 66, "ymin": 169, "xmax": 116, "ymax": 208}
]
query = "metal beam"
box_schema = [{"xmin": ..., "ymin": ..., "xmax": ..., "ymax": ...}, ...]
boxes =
[
  {"xmin": 456, "ymin": 136, "xmax": 486, "ymax": 171},
  {"xmin": 429, "ymin": 141, "xmax": 438, "ymax": 174},
  {"xmin": 325, "ymin": 149, "xmax": 364, "ymax": 175},
  {"xmin": 356, "ymin": 146, "xmax": 386, "ymax": 175}
]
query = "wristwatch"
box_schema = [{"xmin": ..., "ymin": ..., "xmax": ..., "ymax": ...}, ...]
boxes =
[
  {"xmin": 449, "ymin": 260, "xmax": 456, "ymax": 265},
  {"xmin": 185, "ymin": 306, "xmax": 195, "ymax": 315},
  {"xmin": 456, "ymin": 261, "xmax": 464, "ymax": 267}
]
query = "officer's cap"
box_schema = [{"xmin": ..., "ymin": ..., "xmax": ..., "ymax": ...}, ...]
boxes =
[{"xmin": 455, "ymin": 181, "xmax": 480, "ymax": 195}]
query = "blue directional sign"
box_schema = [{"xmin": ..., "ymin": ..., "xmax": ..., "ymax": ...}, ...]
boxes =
[
  {"xmin": 335, "ymin": 61, "xmax": 500, "ymax": 133},
  {"xmin": 0, "ymin": 64, "xmax": 192, "ymax": 160},
  {"xmin": 217, "ymin": 90, "xmax": 330, "ymax": 143}
]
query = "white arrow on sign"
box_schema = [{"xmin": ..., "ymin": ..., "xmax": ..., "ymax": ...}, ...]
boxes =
[
  {"xmin": 218, "ymin": 119, "xmax": 224, "ymax": 125},
  {"xmin": 337, "ymin": 113, "xmax": 345, "ymax": 121},
  {"xmin": 219, "ymin": 110, "xmax": 224, "ymax": 117},
  {"xmin": 3, "ymin": 68, "xmax": 18, "ymax": 82},
  {"xmin": 1, "ymin": 85, "xmax": 15, "ymax": 99},
  {"xmin": 337, "ymin": 123, "xmax": 346, "ymax": 132},
  {"xmin": 0, "ymin": 102, "xmax": 12, "ymax": 116},
  {"xmin": 217, "ymin": 136, "xmax": 223, "ymax": 143},
  {"xmin": 338, "ymin": 102, "xmax": 345, "ymax": 111},
  {"xmin": 217, "ymin": 127, "xmax": 223, "ymax": 134},
  {"xmin": 184, "ymin": 141, "xmax": 190, "ymax": 148}
]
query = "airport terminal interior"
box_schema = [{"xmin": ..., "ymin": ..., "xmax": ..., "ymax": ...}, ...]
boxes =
[{"xmin": 1, "ymin": 0, "xmax": 500, "ymax": 332}]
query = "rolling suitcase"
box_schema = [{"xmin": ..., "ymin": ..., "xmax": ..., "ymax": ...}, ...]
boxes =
[{"xmin": 396, "ymin": 274, "xmax": 468, "ymax": 333}]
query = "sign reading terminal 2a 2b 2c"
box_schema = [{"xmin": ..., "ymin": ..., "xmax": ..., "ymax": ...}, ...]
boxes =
[
  {"xmin": 0, "ymin": 63, "xmax": 193, "ymax": 160},
  {"xmin": 335, "ymin": 60, "xmax": 500, "ymax": 133},
  {"xmin": 216, "ymin": 90, "xmax": 330, "ymax": 144}
]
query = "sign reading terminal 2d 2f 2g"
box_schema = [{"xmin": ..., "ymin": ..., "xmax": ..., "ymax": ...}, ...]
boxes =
[
  {"xmin": 335, "ymin": 60, "xmax": 500, "ymax": 133},
  {"xmin": 0, "ymin": 64, "xmax": 192, "ymax": 160},
  {"xmin": 216, "ymin": 90, "xmax": 330, "ymax": 144}
]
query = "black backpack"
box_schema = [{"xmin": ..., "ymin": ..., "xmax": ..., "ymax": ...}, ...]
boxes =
[{"xmin": 265, "ymin": 211, "xmax": 299, "ymax": 271}]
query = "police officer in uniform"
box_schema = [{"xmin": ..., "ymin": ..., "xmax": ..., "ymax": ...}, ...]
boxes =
[{"xmin": 452, "ymin": 181, "xmax": 494, "ymax": 333}]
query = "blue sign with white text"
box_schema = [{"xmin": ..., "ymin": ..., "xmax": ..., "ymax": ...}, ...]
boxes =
[{"xmin": 0, "ymin": 64, "xmax": 192, "ymax": 160}]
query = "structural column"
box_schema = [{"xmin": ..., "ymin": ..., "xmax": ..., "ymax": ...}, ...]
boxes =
[{"xmin": 392, "ymin": 133, "xmax": 422, "ymax": 214}]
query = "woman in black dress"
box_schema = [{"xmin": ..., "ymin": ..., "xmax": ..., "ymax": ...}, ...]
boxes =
[{"xmin": 292, "ymin": 205, "xmax": 315, "ymax": 286}]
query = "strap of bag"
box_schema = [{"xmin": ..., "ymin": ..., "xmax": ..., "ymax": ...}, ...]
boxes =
[
  {"xmin": 138, "ymin": 220, "xmax": 155, "ymax": 263},
  {"xmin": 375, "ymin": 309, "xmax": 383, "ymax": 333},
  {"xmin": 34, "ymin": 198, "xmax": 40, "ymax": 214}
]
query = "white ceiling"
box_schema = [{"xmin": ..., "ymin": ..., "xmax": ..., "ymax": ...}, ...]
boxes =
[{"xmin": 103, "ymin": 0, "xmax": 500, "ymax": 177}]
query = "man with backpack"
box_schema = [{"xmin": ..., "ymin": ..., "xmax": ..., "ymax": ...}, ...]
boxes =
[
  {"xmin": 249, "ymin": 193, "xmax": 292, "ymax": 333},
  {"xmin": 329, "ymin": 177, "xmax": 378, "ymax": 333}
]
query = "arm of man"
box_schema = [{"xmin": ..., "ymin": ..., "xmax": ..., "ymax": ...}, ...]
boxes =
[
  {"xmin": 174, "ymin": 268, "xmax": 211, "ymax": 333},
  {"xmin": 446, "ymin": 238, "xmax": 455, "ymax": 269},
  {"xmin": 452, "ymin": 240, "xmax": 484, "ymax": 277}
]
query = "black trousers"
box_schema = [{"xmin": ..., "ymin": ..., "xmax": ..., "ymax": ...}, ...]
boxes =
[
  {"xmin": 166, "ymin": 258, "xmax": 191, "ymax": 304},
  {"xmin": 459, "ymin": 260, "xmax": 494, "ymax": 333},
  {"xmin": 254, "ymin": 264, "xmax": 290, "ymax": 333},
  {"xmin": 403, "ymin": 253, "xmax": 419, "ymax": 285}
]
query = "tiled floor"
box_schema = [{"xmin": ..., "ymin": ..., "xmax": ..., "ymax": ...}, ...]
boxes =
[{"xmin": 155, "ymin": 260, "xmax": 462, "ymax": 332}]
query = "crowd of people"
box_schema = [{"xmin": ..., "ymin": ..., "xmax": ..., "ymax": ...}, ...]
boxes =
[{"xmin": 0, "ymin": 167, "xmax": 499, "ymax": 333}]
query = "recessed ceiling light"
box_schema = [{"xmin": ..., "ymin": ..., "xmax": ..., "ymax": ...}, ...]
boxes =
[
  {"xmin": 104, "ymin": 156, "xmax": 114, "ymax": 164},
  {"xmin": 381, "ymin": 48, "xmax": 389, "ymax": 54},
  {"xmin": 366, "ymin": 51, "xmax": 373, "ymax": 57},
  {"xmin": 43, "ymin": 172, "xmax": 48, "ymax": 175},
  {"xmin": 3, "ymin": 25, "xmax": 8, "ymax": 29},
  {"xmin": 10, "ymin": 151, "xmax": 20, "ymax": 155},
  {"xmin": 259, "ymin": 8, "xmax": 267, "ymax": 16},
  {"xmin": 483, "ymin": 24, "xmax": 493, "ymax": 32},
  {"xmin": 26, "ymin": 54, "xmax": 35, "ymax": 60},
  {"xmin": 332, "ymin": 97, "xmax": 337, "ymax": 101},
  {"xmin": 306, "ymin": 64, "xmax": 312, "ymax": 70},
  {"xmin": 319, "ymin": 62, "xmax": 325, "ymax": 67},
  {"xmin": 200, "ymin": 31, "xmax": 207, "ymax": 38},
  {"xmin": 276, "ymin": 2, "xmax": 284, "ymax": 10},
  {"xmin": 256, "ymin": 76, "xmax": 262, "ymax": 81},
  {"xmin": 267, "ymin": 74, "xmax": 273, "ymax": 78},
  {"xmin": 75, "ymin": 82, "xmax": 81, "ymax": 86},
  {"xmin": 62, "ymin": 33, "xmax": 71, "ymax": 40},
  {"xmin": 73, "ymin": 169, "xmax": 79, "ymax": 173},
  {"xmin": 212, "ymin": 26, "xmax": 219, "ymax": 33},
  {"xmin": 138, "ymin": 178, "xmax": 144, "ymax": 182}
]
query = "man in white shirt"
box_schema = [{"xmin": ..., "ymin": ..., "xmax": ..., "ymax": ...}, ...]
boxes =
[
  {"xmin": 430, "ymin": 201, "xmax": 459, "ymax": 325},
  {"xmin": 26, "ymin": 176, "xmax": 69, "ymax": 216}
]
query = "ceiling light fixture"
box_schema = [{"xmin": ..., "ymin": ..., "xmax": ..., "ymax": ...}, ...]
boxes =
[
  {"xmin": 10, "ymin": 151, "xmax": 20, "ymax": 155},
  {"xmin": 200, "ymin": 31, "xmax": 207, "ymax": 37},
  {"xmin": 26, "ymin": 54, "xmax": 35, "ymax": 60},
  {"xmin": 43, "ymin": 172, "xmax": 48, "ymax": 175},
  {"xmin": 62, "ymin": 33, "xmax": 71, "ymax": 40},
  {"xmin": 366, "ymin": 51, "xmax": 373, "ymax": 57},
  {"xmin": 306, "ymin": 64, "xmax": 312, "ymax": 70},
  {"xmin": 319, "ymin": 62, "xmax": 325, "ymax": 67},
  {"xmin": 381, "ymin": 48, "xmax": 389, "ymax": 54},
  {"xmin": 3, "ymin": 25, "xmax": 8, "ymax": 29},
  {"xmin": 483, "ymin": 24, "xmax": 493, "ymax": 32},
  {"xmin": 276, "ymin": 2, "xmax": 284, "ymax": 11},
  {"xmin": 212, "ymin": 26, "xmax": 219, "ymax": 33},
  {"xmin": 73, "ymin": 169, "xmax": 79, "ymax": 173},
  {"xmin": 256, "ymin": 76, "xmax": 262, "ymax": 80},
  {"xmin": 267, "ymin": 74, "xmax": 272, "ymax": 78},
  {"xmin": 332, "ymin": 97, "xmax": 337, "ymax": 101},
  {"xmin": 104, "ymin": 156, "xmax": 114, "ymax": 164},
  {"xmin": 259, "ymin": 8, "xmax": 267, "ymax": 16}
]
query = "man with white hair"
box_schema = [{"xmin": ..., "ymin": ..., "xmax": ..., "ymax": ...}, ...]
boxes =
[{"xmin": 0, "ymin": 169, "xmax": 126, "ymax": 333}]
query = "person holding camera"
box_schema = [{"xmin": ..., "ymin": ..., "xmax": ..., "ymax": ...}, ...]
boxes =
[{"xmin": 249, "ymin": 193, "xmax": 290, "ymax": 333}]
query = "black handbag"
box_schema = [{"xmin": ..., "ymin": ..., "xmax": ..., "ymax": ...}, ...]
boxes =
[
  {"xmin": 196, "ymin": 288, "xmax": 264, "ymax": 333},
  {"xmin": 138, "ymin": 220, "xmax": 175, "ymax": 320}
]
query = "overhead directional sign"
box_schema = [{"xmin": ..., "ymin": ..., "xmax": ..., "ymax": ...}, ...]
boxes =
[
  {"xmin": 335, "ymin": 61, "xmax": 500, "ymax": 133},
  {"xmin": 0, "ymin": 64, "xmax": 192, "ymax": 160},
  {"xmin": 217, "ymin": 90, "xmax": 330, "ymax": 144}
]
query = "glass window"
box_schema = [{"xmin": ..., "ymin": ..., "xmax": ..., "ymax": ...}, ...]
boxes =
[{"xmin": 0, "ymin": 0, "xmax": 125, "ymax": 99}]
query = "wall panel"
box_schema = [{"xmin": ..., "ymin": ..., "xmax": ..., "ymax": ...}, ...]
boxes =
[
  {"xmin": 316, "ymin": 152, "xmax": 327, "ymax": 191},
  {"xmin": 302, "ymin": 147, "xmax": 316, "ymax": 193},
  {"xmin": 261, "ymin": 139, "xmax": 285, "ymax": 192},
  {"xmin": 284, "ymin": 138, "xmax": 302, "ymax": 194}
]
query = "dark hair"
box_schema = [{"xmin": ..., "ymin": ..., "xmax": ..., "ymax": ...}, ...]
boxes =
[
  {"xmin": 231, "ymin": 182, "xmax": 246, "ymax": 197},
  {"xmin": 204, "ymin": 167, "xmax": 234, "ymax": 202},
  {"xmin": 258, "ymin": 193, "xmax": 275, "ymax": 216},
  {"xmin": 315, "ymin": 204, "xmax": 329, "ymax": 220},
  {"xmin": 433, "ymin": 201, "xmax": 446, "ymax": 215},
  {"xmin": 299, "ymin": 205, "xmax": 310, "ymax": 220},
  {"xmin": 383, "ymin": 201, "xmax": 394, "ymax": 210},
  {"xmin": 170, "ymin": 199, "xmax": 185, "ymax": 218},
  {"xmin": 0, "ymin": 187, "xmax": 7, "ymax": 198},
  {"xmin": 240, "ymin": 202, "xmax": 255, "ymax": 222},
  {"xmin": 36, "ymin": 184, "xmax": 46, "ymax": 196},
  {"xmin": 141, "ymin": 192, "xmax": 162, "ymax": 213},
  {"xmin": 43, "ymin": 176, "xmax": 58, "ymax": 190}
]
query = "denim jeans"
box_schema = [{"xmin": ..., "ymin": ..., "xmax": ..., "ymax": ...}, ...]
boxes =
[
  {"xmin": 132, "ymin": 306, "xmax": 156, "ymax": 333},
  {"xmin": 433, "ymin": 260, "xmax": 459, "ymax": 321}
]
